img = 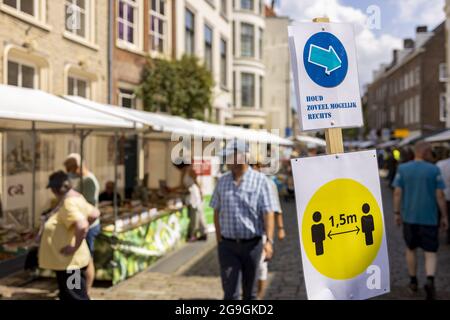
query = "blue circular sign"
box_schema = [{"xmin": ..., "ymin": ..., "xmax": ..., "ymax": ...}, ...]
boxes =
[{"xmin": 303, "ymin": 32, "xmax": 348, "ymax": 88}]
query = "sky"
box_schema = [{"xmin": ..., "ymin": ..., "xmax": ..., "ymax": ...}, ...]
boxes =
[{"xmin": 271, "ymin": 0, "xmax": 446, "ymax": 89}]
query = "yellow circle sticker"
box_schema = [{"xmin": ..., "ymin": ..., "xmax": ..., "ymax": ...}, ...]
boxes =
[{"xmin": 302, "ymin": 178, "xmax": 383, "ymax": 280}]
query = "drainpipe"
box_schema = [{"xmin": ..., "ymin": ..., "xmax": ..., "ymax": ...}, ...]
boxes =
[
  {"xmin": 172, "ymin": 0, "xmax": 177, "ymax": 59},
  {"xmin": 108, "ymin": 0, "xmax": 114, "ymax": 104}
]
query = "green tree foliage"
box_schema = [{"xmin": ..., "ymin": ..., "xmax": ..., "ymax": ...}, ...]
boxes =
[{"xmin": 138, "ymin": 55, "xmax": 213, "ymax": 121}]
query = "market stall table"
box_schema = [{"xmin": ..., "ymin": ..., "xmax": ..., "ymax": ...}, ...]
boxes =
[
  {"xmin": 94, "ymin": 201, "xmax": 189, "ymax": 285},
  {"xmin": 0, "ymin": 85, "xmax": 138, "ymax": 278}
]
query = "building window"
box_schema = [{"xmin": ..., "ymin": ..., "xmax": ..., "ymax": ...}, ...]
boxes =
[
  {"xmin": 150, "ymin": 0, "xmax": 167, "ymax": 53},
  {"xmin": 185, "ymin": 8, "xmax": 195, "ymax": 55},
  {"xmin": 68, "ymin": 76, "xmax": 90, "ymax": 98},
  {"xmin": 3, "ymin": 0, "xmax": 35, "ymax": 16},
  {"xmin": 409, "ymin": 98, "xmax": 414, "ymax": 124},
  {"xmin": 232, "ymin": 21, "xmax": 236, "ymax": 56},
  {"xmin": 259, "ymin": 76, "xmax": 263, "ymax": 109},
  {"xmin": 258, "ymin": 27, "xmax": 263, "ymax": 59},
  {"xmin": 118, "ymin": 0, "xmax": 138, "ymax": 46},
  {"xmin": 390, "ymin": 106, "xmax": 395, "ymax": 123},
  {"xmin": 233, "ymin": 71, "xmax": 236, "ymax": 106},
  {"xmin": 240, "ymin": 0, "xmax": 253, "ymax": 10},
  {"xmin": 241, "ymin": 73, "xmax": 255, "ymax": 107},
  {"xmin": 119, "ymin": 88, "xmax": 136, "ymax": 108},
  {"xmin": 406, "ymin": 74, "xmax": 409, "ymax": 89},
  {"xmin": 220, "ymin": 0, "xmax": 227, "ymax": 16},
  {"xmin": 439, "ymin": 63, "xmax": 448, "ymax": 82},
  {"xmin": 65, "ymin": 0, "xmax": 88, "ymax": 39},
  {"xmin": 241, "ymin": 23, "xmax": 254, "ymax": 57},
  {"xmin": 440, "ymin": 93, "xmax": 447, "ymax": 122},
  {"xmin": 7, "ymin": 60, "xmax": 36, "ymax": 88},
  {"xmin": 414, "ymin": 66, "xmax": 420, "ymax": 86},
  {"xmin": 403, "ymin": 101, "xmax": 408, "ymax": 125},
  {"xmin": 414, "ymin": 95, "xmax": 420, "ymax": 123},
  {"xmin": 204, "ymin": 25, "xmax": 213, "ymax": 71},
  {"xmin": 220, "ymin": 38, "xmax": 227, "ymax": 88}
]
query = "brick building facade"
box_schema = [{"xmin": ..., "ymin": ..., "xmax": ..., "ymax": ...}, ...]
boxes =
[
  {"xmin": 0, "ymin": 0, "xmax": 109, "ymax": 102},
  {"xmin": 366, "ymin": 23, "xmax": 446, "ymax": 140}
]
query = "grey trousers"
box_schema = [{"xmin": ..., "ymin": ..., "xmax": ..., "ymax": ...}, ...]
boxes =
[
  {"xmin": 187, "ymin": 205, "xmax": 207, "ymax": 238},
  {"xmin": 217, "ymin": 237, "xmax": 263, "ymax": 300}
]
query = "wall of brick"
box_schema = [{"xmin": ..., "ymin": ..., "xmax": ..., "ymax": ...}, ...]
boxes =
[{"xmin": 0, "ymin": 0, "xmax": 109, "ymax": 103}]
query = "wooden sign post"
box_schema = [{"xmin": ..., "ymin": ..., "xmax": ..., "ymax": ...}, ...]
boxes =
[{"xmin": 313, "ymin": 17, "xmax": 345, "ymax": 155}]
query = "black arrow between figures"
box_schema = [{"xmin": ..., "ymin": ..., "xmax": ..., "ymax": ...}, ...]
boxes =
[{"xmin": 327, "ymin": 225, "xmax": 360, "ymax": 240}]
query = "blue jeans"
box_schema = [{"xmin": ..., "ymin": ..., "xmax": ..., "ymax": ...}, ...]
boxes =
[
  {"xmin": 86, "ymin": 223, "xmax": 101, "ymax": 257},
  {"xmin": 218, "ymin": 237, "xmax": 263, "ymax": 300}
]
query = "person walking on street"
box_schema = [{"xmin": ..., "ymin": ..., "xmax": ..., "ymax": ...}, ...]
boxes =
[
  {"xmin": 385, "ymin": 147, "xmax": 398, "ymax": 188},
  {"xmin": 251, "ymin": 162, "xmax": 285, "ymax": 300},
  {"xmin": 38, "ymin": 171, "xmax": 100, "ymax": 300},
  {"xmin": 436, "ymin": 156, "xmax": 450, "ymax": 244},
  {"xmin": 210, "ymin": 140, "xmax": 276, "ymax": 300},
  {"xmin": 64, "ymin": 153, "xmax": 100, "ymax": 295},
  {"xmin": 393, "ymin": 141, "xmax": 448, "ymax": 300}
]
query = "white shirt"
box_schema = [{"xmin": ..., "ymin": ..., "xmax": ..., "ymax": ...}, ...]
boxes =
[{"xmin": 437, "ymin": 158, "xmax": 450, "ymax": 201}]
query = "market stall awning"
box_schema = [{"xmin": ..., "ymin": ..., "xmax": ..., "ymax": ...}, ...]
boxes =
[
  {"xmin": 65, "ymin": 95, "xmax": 222, "ymax": 137},
  {"xmin": 294, "ymin": 135, "xmax": 327, "ymax": 147},
  {"xmin": 0, "ymin": 85, "xmax": 137, "ymax": 130},
  {"xmin": 398, "ymin": 132, "xmax": 422, "ymax": 147},
  {"xmin": 376, "ymin": 140, "xmax": 399, "ymax": 149},
  {"xmin": 220, "ymin": 126, "xmax": 293, "ymax": 146},
  {"xmin": 357, "ymin": 141, "xmax": 375, "ymax": 149},
  {"xmin": 65, "ymin": 96, "xmax": 293, "ymax": 145},
  {"xmin": 425, "ymin": 130, "xmax": 450, "ymax": 143}
]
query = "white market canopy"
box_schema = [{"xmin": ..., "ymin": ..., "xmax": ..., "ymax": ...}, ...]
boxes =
[
  {"xmin": 425, "ymin": 130, "xmax": 450, "ymax": 143},
  {"xmin": 65, "ymin": 96, "xmax": 293, "ymax": 146},
  {"xmin": 66, "ymin": 95, "xmax": 227, "ymax": 138},
  {"xmin": 376, "ymin": 140, "xmax": 399, "ymax": 149},
  {"xmin": 294, "ymin": 135, "xmax": 327, "ymax": 147},
  {"xmin": 398, "ymin": 132, "xmax": 422, "ymax": 147},
  {"xmin": 0, "ymin": 85, "xmax": 136, "ymax": 130}
]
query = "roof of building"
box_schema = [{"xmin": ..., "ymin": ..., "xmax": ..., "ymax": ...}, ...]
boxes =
[
  {"xmin": 370, "ymin": 22, "xmax": 445, "ymax": 84},
  {"xmin": 265, "ymin": 4, "xmax": 277, "ymax": 17}
]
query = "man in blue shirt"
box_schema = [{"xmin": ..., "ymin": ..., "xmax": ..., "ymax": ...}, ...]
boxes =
[
  {"xmin": 210, "ymin": 140, "xmax": 276, "ymax": 300},
  {"xmin": 393, "ymin": 141, "xmax": 448, "ymax": 300}
]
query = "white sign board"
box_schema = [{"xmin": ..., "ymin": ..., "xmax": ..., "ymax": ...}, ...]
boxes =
[
  {"xmin": 291, "ymin": 150, "xmax": 389, "ymax": 300},
  {"xmin": 288, "ymin": 22, "xmax": 363, "ymax": 131}
]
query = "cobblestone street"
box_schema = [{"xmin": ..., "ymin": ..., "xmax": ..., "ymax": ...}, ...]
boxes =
[
  {"xmin": 2, "ymin": 179, "xmax": 450, "ymax": 300},
  {"xmin": 96, "ymin": 178, "xmax": 450, "ymax": 300},
  {"xmin": 264, "ymin": 180, "xmax": 450, "ymax": 300}
]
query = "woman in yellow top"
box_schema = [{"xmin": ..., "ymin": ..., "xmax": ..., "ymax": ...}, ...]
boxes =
[{"xmin": 39, "ymin": 171, "xmax": 100, "ymax": 300}]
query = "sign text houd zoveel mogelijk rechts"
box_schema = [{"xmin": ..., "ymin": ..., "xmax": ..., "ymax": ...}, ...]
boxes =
[{"xmin": 306, "ymin": 95, "xmax": 358, "ymax": 120}]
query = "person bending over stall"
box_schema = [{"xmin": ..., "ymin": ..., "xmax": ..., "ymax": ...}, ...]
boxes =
[{"xmin": 38, "ymin": 171, "xmax": 100, "ymax": 300}]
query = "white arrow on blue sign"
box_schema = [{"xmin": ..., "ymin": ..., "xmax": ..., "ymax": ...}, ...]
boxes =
[{"xmin": 308, "ymin": 44, "xmax": 342, "ymax": 75}]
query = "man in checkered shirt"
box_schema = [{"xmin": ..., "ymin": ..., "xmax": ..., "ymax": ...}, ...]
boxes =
[{"xmin": 210, "ymin": 139, "xmax": 276, "ymax": 300}]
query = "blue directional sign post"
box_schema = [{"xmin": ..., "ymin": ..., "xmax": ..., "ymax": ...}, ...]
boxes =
[
  {"xmin": 288, "ymin": 22, "xmax": 363, "ymax": 131},
  {"xmin": 288, "ymin": 20, "xmax": 390, "ymax": 302}
]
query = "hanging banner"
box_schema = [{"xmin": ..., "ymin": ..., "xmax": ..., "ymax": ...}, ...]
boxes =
[{"xmin": 291, "ymin": 150, "xmax": 389, "ymax": 300}]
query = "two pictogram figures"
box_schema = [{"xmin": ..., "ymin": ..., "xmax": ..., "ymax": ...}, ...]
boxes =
[{"xmin": 311, "ymin": 203, "xmax": 375, "ymax": 256}]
